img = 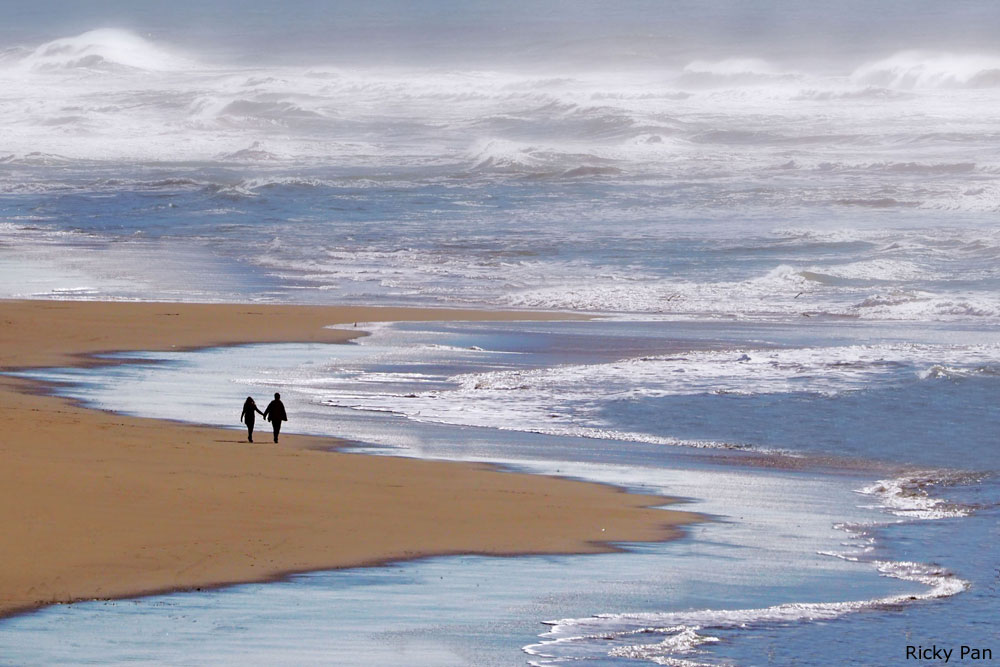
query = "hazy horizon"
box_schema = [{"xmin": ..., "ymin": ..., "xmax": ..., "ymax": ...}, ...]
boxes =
[{"xmin": 4, "ymin": 1, "xmax": 1000, "ymax": 70}]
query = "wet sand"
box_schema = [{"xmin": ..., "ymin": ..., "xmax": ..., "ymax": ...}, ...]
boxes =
[{"xmin": 0, "ymin": 300, "xmax": 700, "ymax": 619}]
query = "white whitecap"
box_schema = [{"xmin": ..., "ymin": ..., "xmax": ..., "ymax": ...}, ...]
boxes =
[{"xmin": 12, "ymin": 29, "xmax": 194, "ymax": 73}]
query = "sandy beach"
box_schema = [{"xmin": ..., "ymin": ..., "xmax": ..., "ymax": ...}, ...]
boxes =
[{"xmin": 0, "ymin": 299, "xmax": 699, "ymax": 619}]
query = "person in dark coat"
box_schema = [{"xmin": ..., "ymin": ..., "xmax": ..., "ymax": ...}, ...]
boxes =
[
  {"xmin": 263, "ymin": 392, "xmax": 288, "ymax": 443},
  {"xmin": 240, "ymin": 396, "xmax": 264, "ymax": 442}
]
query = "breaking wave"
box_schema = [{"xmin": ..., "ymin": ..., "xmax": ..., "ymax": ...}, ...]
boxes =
[
  {"xmin": 677, "ymin": 57, "xmax": 801, "ymax": 87},
  {"xmin": 3, "ymin": 29, "xmax": 192, "ymax": 73},
  {"xmin": 852, "ymin": 51, "xmax": 1000, "ymax": 89},
  {"xmin": 468, "ymin": 139, "xmax": 623, "ymax": 178},
  {"xmin": 858, "ymin": 471, "xmax": 982, "ymax": 520}
]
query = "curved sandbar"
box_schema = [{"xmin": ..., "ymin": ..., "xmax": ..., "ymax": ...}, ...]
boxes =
[{"xmin": 0, "ymin": 300, "xmax": 701, "ymax": 619}]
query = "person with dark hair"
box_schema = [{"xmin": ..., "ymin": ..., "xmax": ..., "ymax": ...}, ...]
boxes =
[
  {"xmin": 263, "ymin": 392, "xmax": 288, "ymax": 443},
  {"xmin": 240, "ymin": 396, "xmax": 264, "ymax": 443}
]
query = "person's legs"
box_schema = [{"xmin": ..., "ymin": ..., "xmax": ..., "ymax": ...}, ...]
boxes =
[
  {"xmin": 272, "ymin": 420, "xmax": 281, "ymax": 443},
  {"xmin": 246, "ymin": 418, "xmax": 254, "ymax": 442}
]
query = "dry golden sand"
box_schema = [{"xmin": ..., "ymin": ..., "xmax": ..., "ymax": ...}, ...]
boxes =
[{"xmin": 0, "ymin": 300, "xmax": 700, "ymax": 619}]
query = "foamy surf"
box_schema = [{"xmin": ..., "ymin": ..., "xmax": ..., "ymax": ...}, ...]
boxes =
[
  {"xmin": 4, "ymin": 26, "xmax": 1000, "ymax": 322},
  {"xmin": 526, "ymin": 560, "xmax": 968, "ymax": 665},
  {"xmin": 315, "ymin": 336, "xmax": 1000, "ymax": 459},
  {"xmin": 524, "ymin": 440, "xmax": 981, "ymax": 664},
  {"xmin": 858, "ymin": 472, "xmax": 983, "ymax": 520}
]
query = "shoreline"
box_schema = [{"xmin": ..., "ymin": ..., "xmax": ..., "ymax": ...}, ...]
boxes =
[{"xmin": 0, "ymin": 299, "xmax": 702, "ymax": 620}]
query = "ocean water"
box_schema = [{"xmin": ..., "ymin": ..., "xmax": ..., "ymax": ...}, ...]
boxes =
[{"xmin": 1, "ymin": 2, "xmax": 999, "ymax": 665}]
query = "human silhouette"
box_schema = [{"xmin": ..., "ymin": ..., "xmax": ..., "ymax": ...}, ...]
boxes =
[
  {"xmin": 263, "ymin": 392, "xmax": 288, "ymax": 443},
  {"xmin": 240, "ymin": 396, "xmax": 264, "ymax": 443}
]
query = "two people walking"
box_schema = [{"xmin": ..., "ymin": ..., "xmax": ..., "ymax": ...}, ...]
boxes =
[{"xmin": 240, "ymin": 393, "xmax": 287, "ymax": 443}]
